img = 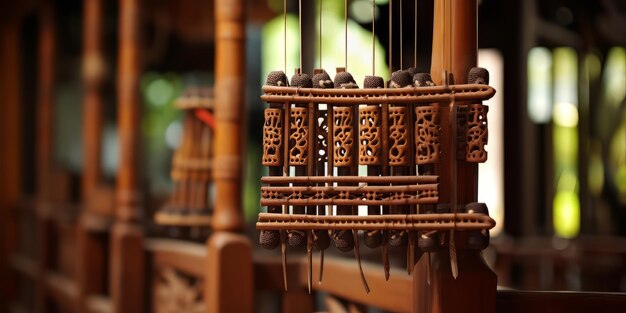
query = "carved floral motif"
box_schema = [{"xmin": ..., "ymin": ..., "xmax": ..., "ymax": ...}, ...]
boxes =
[
  {"xmin": 262, "ymin": 108, "xmax": 283, "ymax": 166},
  {"xmin": 415, "ymin": 105, "xmax": 441, "ymax": 164},
  {"xmin": 389, "ymin": 106, "xmax": 409, "ymax": 166},
  {"xmin": 359, "ymin": 106, "xmax": 382, "ymax": 165},
  {"xmin": 333, "ymin": 107, "xmax": 354, "ymax": 167},
  {"xmin": 289, "ymin": 107, "xmax": 309, "ymax": 165},
  {"xmin": 153, "ymin": 267, "xmax": 204, "ymax": 313},
  {"xmin": 465, "ymin": 103, "xmax": 488, "ymax": 163}
]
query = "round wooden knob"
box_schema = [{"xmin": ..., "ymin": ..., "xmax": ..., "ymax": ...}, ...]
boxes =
[
  {"xmin": 414, "ymin": 73, "xmax": 435, "ymax": 87},
  {"xmin": 312, "ymin": 229, "xmax": 331, "ymax": 250},
  {"xmin": 259, "ymin": 230, "xmax": 280, "ymax": 249},
  {"xmin": 334, "ymin": 71, "xmax": 358, "ymax": 89},
  {"xmin": 332, "ymin": 230, "xmax": 354, "ymax": 252},
  {"xmin": 390, "ymin": 70, "xmax": 412, "ymax": 88},
  {"xmin": 287, "ymin": 230, "xmax": 306, "ymax": 248},
  {"xmin": 468, "ymin": 67, "xmax": 489, "ymax": 85},
  {"xmin": 265, "ymin": 70, "xmax": 289, "ymax": 86},
  {"xmin": 312, "ymin": 69, "xmax": 334, "ymax": 89},
  {"xmin": 465, "ymin": 202, "xmax": 490, "ymax": 250},
  {"xmin": 363, "ymin": 75, "xmax": 384, "ymax": 89},
  {"xmin": 364, "ymin": 230, "xmax": 383, "ymax": 248}
]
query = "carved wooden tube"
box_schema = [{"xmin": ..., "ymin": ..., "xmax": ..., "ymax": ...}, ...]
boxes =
[
  {"xmin": 388, "ymin": 70, "xmax": 413, "ymax": 247},
  {"xmin": 311, "ymin": 69, "xmax": 332, "ymax": 252},
  {"xmin": 332, "ymin": 68, "xmax": 358, "ymax": 252},
  {"xmin": 465, "ymin": 68, "xmax": 490, "ymax": 249},
  {"xmin": 465, "ymin": 67, "xmax": 489, "ymax": 163},
  {"xmin": 260, "ymin": 71, "xmax": 289, "ymax": 249},
  {"xmin": 414, "ymin": 73, "xmax": 441, "ymax": 252},
  {"xmin": 361, "ymin": 75, "xmax": 385, "ymax": 248},
  {"xmin": 287, "ymin": 69, "xmax": 312, "ymax": 248}
]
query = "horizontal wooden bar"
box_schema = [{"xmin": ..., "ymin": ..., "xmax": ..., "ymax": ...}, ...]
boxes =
[
  {"xmin": 261, "ymin": 175, "xmax": 439, "ymax": 184},
  {"xmin": 145, "ymin": 238, "xmax": 206, "ymax": 278},
  {"xmin": 256, "ymin": 213, "xmax": 495, "ymax": 231},
  {"xmin": 263, "ymin": 184, "xmax": 437, "ymax": 193},
  {"xmin": 153, "ymin": 212, "xmax": 212, "ymax": 227},
  {"xmin": 261, "ymin": 197, "xmax": 438, "ymax": 206},
  {"xmin": 261, "ymin": 84, "xmax": 495, "ymax": 105},
  {"xmin": 496, "ymin": 289, "xmax": 626, "ymax": 313},
  {"xmin": 85, "ymin": 294, "xmax": 113, "ymax": 313},
  {"xmin": 253, "ymin": 254, "xmax": 413, "ymax": 313},
  {"xmin": 9, "ymin": 254, "xmax": 37, "ymax": 278},
  {"xmin": 45, "ymin": 271, "xmax": 79, "ymax": 312}
]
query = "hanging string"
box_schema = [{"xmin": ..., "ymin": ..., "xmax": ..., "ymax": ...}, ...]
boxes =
[
  {"xmin": 389, "ymin": 0, "xmax": 392, "ymax": 77},
  {"xmin": 449, "ymin": 0, "xmax": 453, "ymax": 78},
  {"xmin": 372, "ymin": 0, "xmax": 376, "ymax": 76},
  {"xmin": 299, "ymin": 0, "xmax": 303, "ymax": 71},
  {"xmin": 284, "ymin": 0, "xmax": 287, "ymax": 73},
  {"xmin": 345, "ymin": 0, "xmax": 348, "ymax": 70},
  {"xmin": 320, "ymin": 0, "xmax": 322, "ymax": 69},
  {"xmin": 414, "ymin": 0, "xmax": 417, "ymax": 67},
  {"xmin": 400, "ymin": 0, "xmax": 403, "ymax": 70}
]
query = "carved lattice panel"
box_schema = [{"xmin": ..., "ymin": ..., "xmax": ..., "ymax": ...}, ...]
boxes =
[
  {"xmin": 389, "ymin": 106, "xmax": 409, "ymax": 166},
  {"xmin": 466, "ymin": 103, "xmax": 488, "ymax": 162},
  {"xmin": 415, "ymin": 105, "xmax": 441, "ymax": 164},
  {"xmin": 289, "ymin": 107, "xmax": 309, "ymax": 165},
  {"xmin": 153, "ymin": 267, "xmax": 204, "ymax": 313},
  {"xmin": 333, "ymin": 106, "xmax": 354, "ymax": 167},
  {"xmin": 359, "ymin": 105, "xmax": 382, "ymax": 165},
  {"xmin": 316, "ymin": 109, "xmax": 328, "ymax": 164},
  {"xmin": 262, "ymin": 108, "xmax": 283, "ymax": 166}
]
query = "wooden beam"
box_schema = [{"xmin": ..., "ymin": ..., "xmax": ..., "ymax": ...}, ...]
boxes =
[{"xmin": 110, "ymin": 0, "xmax": 144, "ymax": 312}]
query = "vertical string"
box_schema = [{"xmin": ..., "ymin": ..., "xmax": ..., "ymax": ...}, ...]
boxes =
[
  {"xmin": 372, "ymin": 0, "xmax": 376, "ymax": 76},
  {"xmin": 389, "ymin": 0, "xmax": 392, "ymax": 77},
  {"xmin": 449, "ymin": 0, "xmax": 453, "ymax": 80},
  {"xmin": 400, "ymin": 0, "xmax": 403, "ymax": 70},
  {"xmin": 345, "ymin": 0, "xmax": 348, "ymax": 70},
  {"xmin": 442, "ymin": 0, "xmax": 446, "ymax": 76},
  {"xmin": 320, "ymin": 0, "xmax": 322, "ymax": 69},
  {"xmin": 299, "ymin": 0, "xmax": 303, "ymax": 71},
  {"xmin": 414, "ymin": 0, "xmax": 417, "ymax": 67},
  {"xmin": 284, "ymin": 0, "xmax": 287, "ymax": 73}
]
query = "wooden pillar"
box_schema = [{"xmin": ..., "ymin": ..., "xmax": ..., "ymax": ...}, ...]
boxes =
[
  {"xmin": 205, "ymin": 1, "xmax": 253, "ymax": 313},
  {"xmin": 0, "ymin": 12, "xmax": 22, "ymax": 311},
  {"xmin": 82, "ymin": 0, "xmax": 104, "ymax": 200},
  {"xmin": 110, "ymin": 0, "xmax": 144, "ymax": 312},
  {"xmin": 35, "ymin": 3, "xmax": 56, "ymax": 312},
  {"xmin": 77, "ymin": 0, "xmax": 106, "ymax": 311},
  {"xmin": 413, "ymin": 1, "xmax": 496, "ymax": 313}
]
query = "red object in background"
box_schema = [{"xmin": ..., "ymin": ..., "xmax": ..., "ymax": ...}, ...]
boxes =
[{"xmin": 194, "ymin": 109, "xmax": 215, "ymax": 129}]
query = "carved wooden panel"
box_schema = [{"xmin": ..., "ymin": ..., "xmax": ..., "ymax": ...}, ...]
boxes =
[
  {"xmin": 466, "ymin": 103, "xmax": 488, "ymax": 162},
  {"xmin": 316, "ymin": 109, "xmax": 328, "ymax": 164},
  {"xmin": 289, "ymin": 107, "xmax": 309, "ymax": 165},
  {"xmin": 333, "ymin": 106, "xmax": 354, "ymax": 167},
  {"xmin": 153, "ymin": 267, "xmax": 204, "ymax": 313},
  {"xmin": 415, "ymin": 105, "xmax": 441, "ymax": 164},
  {"xmin": 359, "ymin": 105, "xmax": 382, "ymax": 165},
  {"xmin": 262, "ymin": 108, "xmax": 283, "ymax": 166},
  {"xmin": 388, "ymin": 106, "xmax": 409, "ymax": 166}
]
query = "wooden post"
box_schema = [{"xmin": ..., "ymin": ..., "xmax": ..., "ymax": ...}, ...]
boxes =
[
  {"xmin": 82, "ymin": 0, "xmax": 104, "ymax": 200},
  {"xmin": 205, "ymin": 1, "xmax": 253, "ymax": 313},
  {"xmin": 77, "ymin": 0, "xmax": 107, "ymax": 311},
  {"xmin": 0, "ymin": 11, "xmax": 23, "ymax": 311},
  {"xmin": 413, "ymin": 1, "xmax": 496, "ymax": 313},
  {"xmin": 35, "ymin": 3, "xmax": 56, "ymax": 312},
  {"xmin": 110, "ymin": 0, "xmax": 144, "ymax": 312}
]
